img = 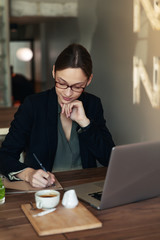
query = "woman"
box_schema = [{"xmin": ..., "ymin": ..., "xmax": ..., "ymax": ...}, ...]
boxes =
[{"xmin": 0, "ymin": 43, "xmax": 115, "ymax": 188}]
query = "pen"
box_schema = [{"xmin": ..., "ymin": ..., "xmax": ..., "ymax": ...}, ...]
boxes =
[
  {"xmin": 33, "ymin": 153, "xmax": 47, "ymax": 172},
  {"xmin": 33, "ymin": 208, "xmax": 56, "ymax": 217},
  {"xmin": 33, "ymin": 153, "xmax": 55, "ymax": 187}
]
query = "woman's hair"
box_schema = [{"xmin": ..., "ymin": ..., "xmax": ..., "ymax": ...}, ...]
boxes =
[{"xmin": 54, "ymin": 43, "xmax": 92, "ymax": 79}]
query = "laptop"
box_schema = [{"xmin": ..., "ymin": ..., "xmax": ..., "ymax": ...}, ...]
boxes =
[{"xmin": 65, "ymin": 141, "xmax": 160, "ymax": 210}]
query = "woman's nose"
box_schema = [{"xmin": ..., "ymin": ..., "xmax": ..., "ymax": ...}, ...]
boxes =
[{"xmin": 64, "ymin": 87, "xmax": 73, "ymax": 96}]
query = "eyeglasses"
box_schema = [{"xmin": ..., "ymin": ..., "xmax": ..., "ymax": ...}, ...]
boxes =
[{"xmin": 55, "ymin": 81, "xmax": 86, "ymax": 93}]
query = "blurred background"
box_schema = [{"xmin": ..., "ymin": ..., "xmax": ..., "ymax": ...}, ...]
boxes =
[{"xmin": 0, "ymin": 0, "xmax": 160, "ymax": 146}]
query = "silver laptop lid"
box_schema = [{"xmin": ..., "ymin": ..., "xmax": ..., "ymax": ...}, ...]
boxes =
[{"xmin": 100, "ymin": 141, "xmax": 160, "ymax": 209}]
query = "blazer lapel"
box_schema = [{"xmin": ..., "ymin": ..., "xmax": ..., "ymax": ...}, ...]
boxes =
[{"xmin": 46, "ymin": 88, "xmax": 58, "ymax": 170}]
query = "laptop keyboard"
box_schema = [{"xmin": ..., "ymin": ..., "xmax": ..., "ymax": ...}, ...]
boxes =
[{"xmin": 89, "ymin": 191, "xmax": 102, "ymax": 201}]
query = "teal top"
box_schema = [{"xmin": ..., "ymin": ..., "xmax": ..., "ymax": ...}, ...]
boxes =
[{"xmin": 52, "ymin": 105, "xmax": 82, "ymax": 172}]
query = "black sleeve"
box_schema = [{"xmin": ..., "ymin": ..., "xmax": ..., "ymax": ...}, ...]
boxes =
[
  {"xmin": 0, "ymin": 97, "xmax": 34, "ymax": 177},
  {"xmin": 78, "ymin": 96, "xmax": 115, "ymax": 167}
]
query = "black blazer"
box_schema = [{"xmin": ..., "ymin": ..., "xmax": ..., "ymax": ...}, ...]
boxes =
[{"xmin": 0, "ymin": 88, "xmax": 115, "ymax": 178}]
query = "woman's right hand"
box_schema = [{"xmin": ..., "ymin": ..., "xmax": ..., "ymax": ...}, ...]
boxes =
[{"xmin": 16, "ymin": 168, "xmax": 55, "ymax": 188}]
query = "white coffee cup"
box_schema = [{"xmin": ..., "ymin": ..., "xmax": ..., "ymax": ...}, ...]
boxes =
[
  {"xmin": 62, "ymin": 189, "xmax": 79, "ymax": 209},
  {"xmin": 35, "ymin": 189, "xmax": 60, "ymax": 209}
]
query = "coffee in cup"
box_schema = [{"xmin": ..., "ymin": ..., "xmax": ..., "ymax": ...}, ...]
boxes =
[{"xmin": 35, "ymin": 189, "xmax": 60, "ymax": 209}]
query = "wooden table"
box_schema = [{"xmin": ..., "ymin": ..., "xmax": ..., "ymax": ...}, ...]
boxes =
[{"xmin": 1, "ymin": 167, "xmax": 160, "ymax": 240}]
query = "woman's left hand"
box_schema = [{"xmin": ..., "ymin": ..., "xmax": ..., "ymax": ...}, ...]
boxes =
[{"xmin": 61, "ymin": 100, "xmax": 90, "ymax": 127}]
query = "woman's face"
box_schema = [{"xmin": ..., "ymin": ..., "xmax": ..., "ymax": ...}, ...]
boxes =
[{"xmin": 53, "ymin": 68, "xmax": 92, "ymax": 105}]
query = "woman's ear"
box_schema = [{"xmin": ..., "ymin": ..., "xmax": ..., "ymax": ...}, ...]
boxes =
[
  {"xmin": 87, "ymin": 73, "xmax": 93, "ymax": 86},
  {"xmin": 52, "ymin": 65, "xmax": 55, "ymax": 78}
]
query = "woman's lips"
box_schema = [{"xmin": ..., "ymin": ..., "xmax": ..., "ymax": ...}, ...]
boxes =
[{"xmin": 62, "ymin": 96, "xmax": 72, "ymax": 102}]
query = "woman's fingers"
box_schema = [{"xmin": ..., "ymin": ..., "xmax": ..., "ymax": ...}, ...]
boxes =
[
  {"xmin": 28, "ymin": 170, "xmax": 47, "ymax": 187},
  {"xmin": 28, "ymin": 169, "xmax": 55, "ymax": 188},
  {"xmin": 16, "ymin": 167, "xmax": 55, "ymax": 188},
  {"xmin": 61, "ymin": 100, "xmax": 90, "ymax": 127},
  {"xmin": 61, "ymin": 103, "xmax": 72, "ymax": 118}
]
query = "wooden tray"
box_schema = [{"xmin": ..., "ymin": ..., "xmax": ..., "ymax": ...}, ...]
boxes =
[{"xmin": 21, "ymin": 201, "xmax": 102, "ymax": 236}]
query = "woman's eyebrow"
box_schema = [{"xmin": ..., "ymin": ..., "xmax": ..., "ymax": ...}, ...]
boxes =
[{"xmin": 57, "ymin": 77, "xmax": 67, "ymax": 83}]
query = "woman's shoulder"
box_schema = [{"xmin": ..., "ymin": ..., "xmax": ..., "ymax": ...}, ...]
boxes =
[
  {"xmin": 27, "ymin": 88, "xmax": 55, "ymax": 100},
  {"xmin": 81, "ymin": 91, "xmax": 101, "ymax": 103},
  {"xmin": 17, "ymin": 88, "xmax": 57, "ymax": 114},
  {"xmin": 23, "ymin": 88, "xmax": 56, "ymax": 105},
  {"xmin": 80, "ymin": 92, "xmax": 102, "ymax": 113}
]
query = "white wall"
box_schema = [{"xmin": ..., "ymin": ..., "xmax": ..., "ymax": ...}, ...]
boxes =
[{"xmin": 86, "ymin": 0, "xmax": 160, "ymax": 145}]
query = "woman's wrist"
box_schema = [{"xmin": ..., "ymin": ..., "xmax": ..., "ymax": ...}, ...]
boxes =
[
  {"xmin": 77, "ymin": 120, "xmax": 92, "ymax": 134},
  {"xmin": 78, "ymin": 118, "xmax": 90, "ymax": 128},
  {"xmin": 16, "ymin": 167, "xmax": 34, "ymax": 182}
]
